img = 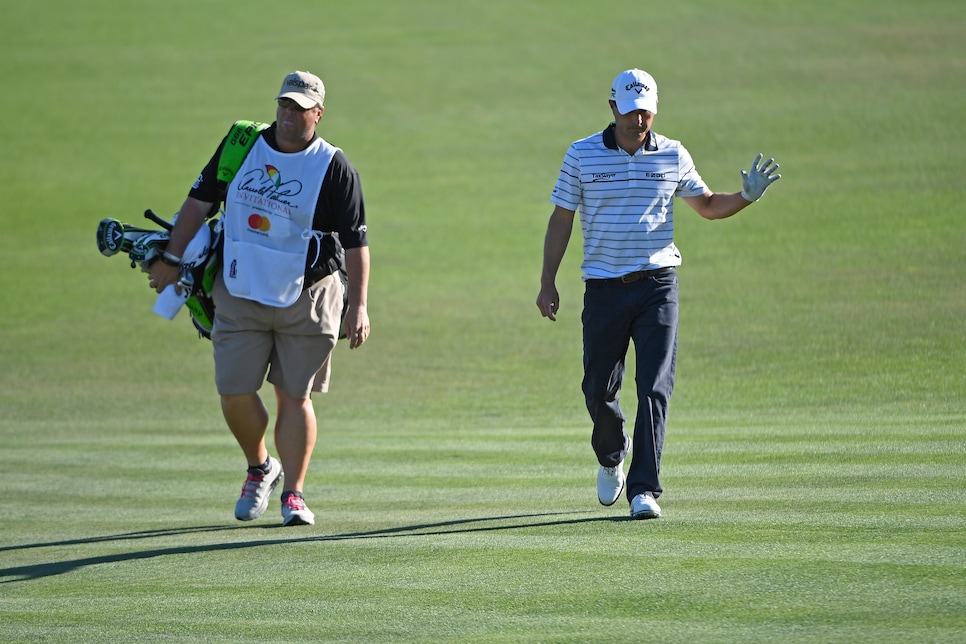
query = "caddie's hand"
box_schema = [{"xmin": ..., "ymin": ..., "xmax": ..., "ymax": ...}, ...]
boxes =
[
  {"xmin": 344, "ymin": 305, "xmax": 370, "ymax": 350},
  {"xmin": 144, "ymin": 260, "xmax": 181, "ymax": 294},
  {"xmin": 740, "ymin": 153, "xmax": 781, "ymax": 202},
  {"xmin": 536, "ymin": 286, "xmax": 560, "ymax": 322}
]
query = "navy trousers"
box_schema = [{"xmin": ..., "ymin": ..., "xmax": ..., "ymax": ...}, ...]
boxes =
[{"xmin": 581, "ymin": 269, "xmax": 678, "ymax": 500}]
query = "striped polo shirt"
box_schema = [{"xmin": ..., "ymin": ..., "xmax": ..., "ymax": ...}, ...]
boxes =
[{"xmin": 551, "ymin": 124, "xmax": 709, "ymax": 280}]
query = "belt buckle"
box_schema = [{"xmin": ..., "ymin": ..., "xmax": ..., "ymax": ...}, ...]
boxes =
[{"xmin": 620, "ymin": 271, "xmax": 642, "ymax": 284}]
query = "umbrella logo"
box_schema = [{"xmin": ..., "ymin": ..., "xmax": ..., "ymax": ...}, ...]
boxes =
[{"xmin": 265, "ymin": 165, "xmax": 281, "ymax": 189}]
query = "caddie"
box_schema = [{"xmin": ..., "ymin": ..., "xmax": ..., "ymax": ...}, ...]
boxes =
[{"xmin": 148, "ymin": 70, "xmax": 370, "ymax": 527}]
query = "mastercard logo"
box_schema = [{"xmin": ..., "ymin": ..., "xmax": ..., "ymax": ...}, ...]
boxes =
[{"xmin": 248, "ymin": 214, "xmax": 271, "ymax": 232}]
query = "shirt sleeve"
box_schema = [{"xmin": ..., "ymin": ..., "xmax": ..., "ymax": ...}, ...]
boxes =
[
  {"xmin": 674, "ymin": 145, "xmax": 710, "ymax": 197},
  {"xmin": 550, "ymin": 144, "xmax": 582, "ymax": 211},
  {"xmin": 316, "ymin": 150, "xmax": 368, "ymax": 250},
  {"xmin": 187, "ymin": 138, "xmax": 226, "ymax": 205}
]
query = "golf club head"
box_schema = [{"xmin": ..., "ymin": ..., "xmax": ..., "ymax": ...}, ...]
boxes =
[
  {"xmin": 129, "ymin": 230, "xmax": 170, "ymax": 266},
  {"xmin": 97, "ymin": 219, "xmax": 159, "ymax": 257}
]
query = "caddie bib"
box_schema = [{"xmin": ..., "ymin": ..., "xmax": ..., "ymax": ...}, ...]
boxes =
[{"xmin": 222, "ymin": 136, "xmax": 339, "ymax": 307}]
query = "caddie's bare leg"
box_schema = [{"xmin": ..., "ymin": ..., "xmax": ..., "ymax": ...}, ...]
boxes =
[
  {"xmin": 221, "ymin": 392, "xmax": 270, "ymax": 467},
  {"xmin": 273, "ymin": 386, "xmax": 317, "ymax": 494}
]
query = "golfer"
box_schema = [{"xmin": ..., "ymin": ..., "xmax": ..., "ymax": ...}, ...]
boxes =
[
  {"xmin": 536, "ymin": 68, "xmax": 780, "ymax": 519},
  {"xmin": 148, "ymin": 71, "xmax": 370, "ymax": 526}
]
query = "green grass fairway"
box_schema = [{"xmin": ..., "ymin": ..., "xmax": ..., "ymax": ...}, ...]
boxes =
[{"xmin": 1, "ymin": 0, "xmax": 964, "ymax": 641}]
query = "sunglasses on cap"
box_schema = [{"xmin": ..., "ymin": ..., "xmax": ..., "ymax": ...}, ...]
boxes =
[{"xmin": 276, "ymin": 97, "xmax": 314, "ymax": 112}]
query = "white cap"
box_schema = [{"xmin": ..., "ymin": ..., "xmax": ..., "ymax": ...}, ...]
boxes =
[
  {"xmin": 277, "ymin": 71, "xmax": 325, "ymax": 109},
  {"xmin": 610, "ymin": 69, "xmax": 658, "ymax": 115}
]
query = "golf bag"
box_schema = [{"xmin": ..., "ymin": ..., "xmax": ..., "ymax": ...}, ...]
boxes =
[{"xmin": 96, "ymin": 210, "xmax": 221, "ymax": 339}]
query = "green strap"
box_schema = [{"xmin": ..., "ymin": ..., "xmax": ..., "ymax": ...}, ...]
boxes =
[{"xmin": 216, "ymin": 120, "xmax": 269, "ymax": 185}]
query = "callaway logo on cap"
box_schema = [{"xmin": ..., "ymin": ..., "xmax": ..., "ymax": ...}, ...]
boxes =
[
  {"xmin": 277, "ymin": 71, "xmax": 325, "ymax": 109},
  {"xmin": 610, "ymin": 69, "xmax": 658, "ymax": 115}
]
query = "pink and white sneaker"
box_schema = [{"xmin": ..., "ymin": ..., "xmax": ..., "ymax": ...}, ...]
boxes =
[
  {"xmin": 234, "ymin": 457, "xmax": 283, "ymax": 521},
  {"xmin": 281, "ymin": 492, "xmax": 315, "ymax": 526}
]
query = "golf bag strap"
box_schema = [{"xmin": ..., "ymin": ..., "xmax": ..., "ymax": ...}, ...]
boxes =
[{"xmin": 216, "ymin": 120, "xmax": 269, "ymax": 198}]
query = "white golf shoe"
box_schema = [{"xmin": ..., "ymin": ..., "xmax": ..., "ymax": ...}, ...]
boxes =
[
  {"xmin": 630, "ymin": 492, "xmax": 662, "ymax": 519},
  {"xmin": 597, "ymin": 463, "xmax": 625, "ymax": 506}
]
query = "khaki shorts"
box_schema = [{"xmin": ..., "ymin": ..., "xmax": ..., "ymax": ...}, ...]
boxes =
[{"xmin": 211, "ymin": 272, "xmax": 343, "ymax": 398}]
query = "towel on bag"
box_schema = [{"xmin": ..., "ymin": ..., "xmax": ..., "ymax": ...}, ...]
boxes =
[{"xmin": 152, "ymin": 223, "xmax": 212, "ymax": 320}]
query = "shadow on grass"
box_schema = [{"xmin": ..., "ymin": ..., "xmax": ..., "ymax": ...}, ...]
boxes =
[{"xmin": 1, "ymin": 511, "xmax": 636, "ymax": 583}]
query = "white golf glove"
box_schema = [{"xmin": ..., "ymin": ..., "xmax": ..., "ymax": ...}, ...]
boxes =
[{"xmin": 740, "ymin": 153, "xmax": 781, "ymax": 202}]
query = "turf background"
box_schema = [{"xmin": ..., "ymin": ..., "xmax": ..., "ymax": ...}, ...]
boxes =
[{"xmin": 1, "ymin": 1, "xmax": 963, "ymax": 642}]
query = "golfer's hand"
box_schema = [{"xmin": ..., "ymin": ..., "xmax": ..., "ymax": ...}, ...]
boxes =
[
  {"xmin": 145, "ymin": 260, "xmax": 180, "ymax": 294},
  {"xmin": 344, "ymin": 305, "xmax": 370, "ymax": 349},
  {"xmin": 536, "ymin": 286, "xmax": 560, "ymax": 322},
  {"xmin": 740, "ymin": 153, "xmax": 781, "ymax": 202}
]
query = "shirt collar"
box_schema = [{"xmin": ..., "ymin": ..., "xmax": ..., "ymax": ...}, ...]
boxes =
[{"xmin": 602, "ymin": 123, "xmax": 657, "ymax": 152}]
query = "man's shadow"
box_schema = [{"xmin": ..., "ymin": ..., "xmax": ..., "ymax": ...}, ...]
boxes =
[{"xmin": 1, "ymin": 511, "xmax": 632, "ymax": 583}]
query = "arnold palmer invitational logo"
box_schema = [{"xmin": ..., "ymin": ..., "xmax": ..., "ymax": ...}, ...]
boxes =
[{"xmin": 237, "ymin": 164, "xmax": 303, "ymax": 210}]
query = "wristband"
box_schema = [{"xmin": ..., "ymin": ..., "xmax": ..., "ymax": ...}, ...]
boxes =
[{"xmin": 160, "ymin": 251, "xmax": 182, "ymax": 267}]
